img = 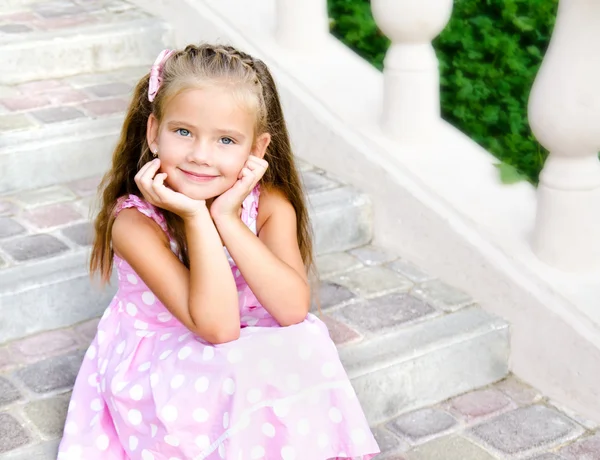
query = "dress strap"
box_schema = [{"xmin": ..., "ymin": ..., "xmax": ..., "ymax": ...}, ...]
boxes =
[
  {"xmin": 114, "ymin": 194, "xmax": 169, "ymax": 233},
  {"xmin": 240, "ymin": 185, "xmax": 260, "ymax": 234}
]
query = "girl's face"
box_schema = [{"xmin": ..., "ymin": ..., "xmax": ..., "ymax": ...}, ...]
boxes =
[{"xmin": 146, "ymin": 86, "xmax": 269, "ymax": 203}]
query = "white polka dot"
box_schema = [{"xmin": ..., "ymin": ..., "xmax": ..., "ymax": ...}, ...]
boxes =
[
  {"xmin": 218, "ymin": 444, "xmax": 226, "ymax": 459},
  {"xmin": 227, "ymin": 349, "xmax": 243, "ymax": 364},
  {"xmin": 138, "ymin": 362, "xmax": 151, "ymax": 372},
  {"xmin": 90, "ymin": 398, "xmax": 103, "ymax": 411},
  {"xmin": 102, "ymin": 308, "xmax": 111, "ymax": 319},
  {"xmin": 134, "ymin": 320, "xmax": 148, "ymax": 330},
  {"xmin": 68, "ymin": 400, "xmax": 76, "ymax": 413},
  {"xmin": 142, "ymin": 291, "xmax": 155, "ymax": 305},
  {"xmin": 203, "ymin": 347, "xmax": 214, "ymax": 361},
  {"xmin": 223, "ymin": 412, "xmax": 229, "ymax": 429},
  {"xmin": 241, "ymin": 315, "xmax": 259, "ymax": 326},
  {"xmin": 64, "ymin": 421, "xmax": 78, "ymax": 434},
  {"xmin": 96, "ymin": 435, "xmax": 109, "ymax": 451},
  {"xmin": 88, "ymin": 373, "xmax": 98, "ymax": 387},
  {"xmin": 116, "ymin": 341, "xmax": 126, "ymax": 354},
  {"xmin": 161, "ymin": 405, "xmax": 178, "ymax": 422},
  {"xmin": 157, "ymin": 312, "xmax": 172, "ymax": 322},
  {"xmin": 86, "ymin": 345, "xmax": 96, "ymax": 360},
  {"xmin": 126, "ymin": 303, "xmax": 138, "ymax": 316},
  {"xmin": 160, "ymin": 333, "xmax": 172, "ymax": 341},
  {"xmin": 247, "ymin": 388, "xmax": 262, "ymax": 404},
  {"xmin": 297, "ymin": 418, "xmax": 310, "ymax": 436},
  {"xmin": 281, "ymin": 446, "xmax": 296, "ymax": 460},
  {"xmin": 159, "ymin": 350, "xmax": 172, "ymax": 360},
  {"xmin": 273, "ymin": 400, "xmax": 289, "ymax": 417},
  {"xmin": 286, "ymin": 374, "xmax": 301, "ymax": 391},
  {"xmin": 195, "ymin": 435, "xmax": 210, "ymax": 449},
  {"xmin": 64, "ymin": 445, "xmax": 82, "ymax": 458},
  {"xmin": 170, "ymin": 374, "xmax": 185, "ymax": 389},
  {"xmin": 329, "ymin": 407, "xmax": 343, "ymax": 423},
  {"xmin": 251, "ymin": 446, "xmax": 265, "ymax": 459},
  {"xmin": 141, "ymin": 450, "xmax": 154, "ymax": 460},
  {"xmin": 164, "ymin": 435, "xmax": 180, "ymax": 447},
  {"xmin": 351, "ymin": 428, "xmax": 367, "ymax": 445},
  {"xmin": 297, "ymin": 344, "xmax": 312, "ymax": 360},
  {"xmin": 150, "ymin": 373, "xmax": 159, "ymax": 388},
  {"xmin": 193, "ymin": 408, "xmax": 209, "ymax": 422},
  {"xmin": 127, "ymin": 274, "xmax": 138, "ymax": 285},
  {"xmin": 128, "ymin": 409, "xmax": 142, "ymax": 425},
  {"xmin": 195, "ymin": 376, "xmax": 210, "ymax": 393},
  {"xmin": 97, "ymin": 330, "xmax": 106, "ymax": 344},
  {"xmin": 115, "ymin": 322, "xmax": 121, "ymax": 334},
  {"xmin": 115, "ymin": 381, "xmax": 128, "ymax": 392},
  {"xmin": 268, "ymin": 334, "xmax": 284, "ymax": 346},
  {"xmin": 101, "ymin": 378, "xmax": 106, "ymax": 392},
  {"xmin": 258, "ymin": 358, "xmax": 274, "ymax": 375},
  {"xmin": 178, "ymin": 332, "xmax": 191, "ymax": 342},
  {"xmin": 318, "ymin": 433, "xmax": 329, "ymax": 448},
  {"xmin": 223, "ymin": 378, "xmax": 235, "ymax": 395},
  {"xmin": 129, "ymin": 435, "xmax": 138, "ymax": 451},
  {"xmin": 151, "ymin": 424, "xmax": 157, "ymax": 438},
  {"xmin": 321, "ymin": 362, "xmax": 336, "ymax": 378},
  {"xmin": 337, "ymin": 452, "xmax": 348, "ymax": 457},
  {"xmin": 100, "ymin": 359, "xmax": 109, "ymax": 375},
  {"xmin": 178, "ymin": 346, "xmax": 192, "ymax": 360},
  {"xmin": 136, "ymin": 330, "xmax": 154, "ymax": 338},
  {"xmin": 129, "ymin": 384, "xmax": 143, "ymax": 401},
  {"xmin": 262, "ymin": 423, "xmax": 275, "ymax": 437},
  {"xmin": 306, "ymin": 322, "xmax": 320, "ymax": 334}
]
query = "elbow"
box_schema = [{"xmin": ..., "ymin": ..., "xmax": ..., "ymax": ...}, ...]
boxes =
[
  {"xmin": 189, "ymin": 316, "xmax": 240, "ymax": 344},
  {"xmin": 193, "ymin": 327, "xmax": 240, "ymax": 344},
  {"xmin": 277, "ymin": 297, "xmax": 310, "ymax": 327}
]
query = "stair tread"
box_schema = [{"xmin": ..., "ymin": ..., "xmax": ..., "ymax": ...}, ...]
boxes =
[
  {"xmin": 0, "ymin": 66, "xmax": 147, "ymax": 140},
  {"xmin": 0, "ymin": 0, "xmax": 151, "ymax": 45}
]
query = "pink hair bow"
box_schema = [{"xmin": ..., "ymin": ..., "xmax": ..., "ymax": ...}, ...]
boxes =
[{"xmin": 148, "ymin": 49, "xmax": 175, "ymax": 102}]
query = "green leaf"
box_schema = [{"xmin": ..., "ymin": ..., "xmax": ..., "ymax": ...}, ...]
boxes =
[{"xmin": 495, "ymin": 163, "xmax": 530, "ymax": 184}]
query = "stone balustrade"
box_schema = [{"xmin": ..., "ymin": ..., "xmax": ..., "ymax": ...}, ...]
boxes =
[
  {"xmin": 274, "ymin": 0, "xmax": 600, "ymax": 272},
  {"xmin": 528, "ymin": 0, "xmax": 600, "ymax": 272}
]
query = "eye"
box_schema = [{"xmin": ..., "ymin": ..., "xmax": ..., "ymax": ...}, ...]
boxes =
[
  {"xmin": 175, "ymin": 128, "xmax": 191, "ymax": 137},
  {"xmin": 220, "ymin": 137, "xmax": 235, "ymax": 145}
]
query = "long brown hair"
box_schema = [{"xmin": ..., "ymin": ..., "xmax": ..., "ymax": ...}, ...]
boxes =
[{"xmin": 90, "ymin": 44, "xmax": 313, "ymax": 283}]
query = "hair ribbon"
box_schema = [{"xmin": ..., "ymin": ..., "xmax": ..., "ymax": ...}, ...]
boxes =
[{"xmin": 148, "ymin": 49, "xmax": 175, "ymax": 102}]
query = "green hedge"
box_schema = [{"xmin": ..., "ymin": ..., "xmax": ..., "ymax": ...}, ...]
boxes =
[{"xmin": 328, "ymin": 0, "xmax": 559, "ymax": 184}]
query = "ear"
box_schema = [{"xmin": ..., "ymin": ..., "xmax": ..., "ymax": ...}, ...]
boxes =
[
  {"xmin": 252, "ymin": 133, "xmax": 271, "ymax": 160},
  {"xmin": 146, "ymin": 113, "xmax": 160, "ymax": 152}
]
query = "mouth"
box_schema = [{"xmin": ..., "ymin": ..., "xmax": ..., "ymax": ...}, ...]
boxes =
[{"xmin": 179, "ymin": 168, "xmax": 219, "ymax": 183}]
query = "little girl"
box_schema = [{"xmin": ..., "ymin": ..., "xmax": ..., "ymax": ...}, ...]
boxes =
[{"xmin": 58, "ymin": 44, "xmax": 379, "ymax": 460}]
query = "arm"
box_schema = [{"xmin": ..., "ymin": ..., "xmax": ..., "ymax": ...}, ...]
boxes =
[
  {"xmin": 113, "ymin": 157, "xmax": 241, "ymax": 344},
  {"xmin": 212, "ymin": 187, "xmax": 310, "ymax": 326}
]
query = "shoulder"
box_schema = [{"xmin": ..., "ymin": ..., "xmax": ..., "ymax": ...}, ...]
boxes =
[
  {"xmin": 257, "ymin": 185, "xmax": 296, "ymax": 232},
  {"xmin": 112, "ymin": 204, "xmax": 170, "ymax": 258}
]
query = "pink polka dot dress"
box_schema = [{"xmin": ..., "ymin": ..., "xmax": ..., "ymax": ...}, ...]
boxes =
[{"xmin": 58, "ymin": 187, "xmax": 380, "ymax": 460}]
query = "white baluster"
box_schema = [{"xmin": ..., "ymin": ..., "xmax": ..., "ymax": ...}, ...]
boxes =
[
  {"xmin": 528, "ymin": 0, "xmax": 600, "ymax": 271},
  {"xmin": 371, "ymin": 0, "xmax": 453, "ymax": 141},
  {"xmin": 275, "ymin": 0, "xmax": 329, "ymax": 50}
]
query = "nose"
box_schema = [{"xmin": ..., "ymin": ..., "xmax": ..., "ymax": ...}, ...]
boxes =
[{"xmin": 187, "ymin": 140, "xmax": 212, "ymax": 165}]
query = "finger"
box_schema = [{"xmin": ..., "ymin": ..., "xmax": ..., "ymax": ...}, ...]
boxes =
[
  {"xmin": 138, "ymin": 160, "xmax": 161, "ymax": 195},
  {"xmin": 135, "ymin": 159, "xmax": 160, "ymax": 182},
  {"xmin": 151, "ymin": 173, "xmax": 169, "ymax": 201}
]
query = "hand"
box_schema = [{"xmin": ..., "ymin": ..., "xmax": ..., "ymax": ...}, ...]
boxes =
[
  {"xmin": 135, "ymin": 159, "xmax": 207, "ymax": 219},
  {"xmin": 210, "ymin": 156, "xmax": 268, "ymax": 220}
]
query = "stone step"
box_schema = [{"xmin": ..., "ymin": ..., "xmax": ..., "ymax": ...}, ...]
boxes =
[
  {"xmin": 0, "ymin": 168, "xmax": 372, "ymax": 344},
  {"xmin": 0, "ymin": 67, "xmax": 148, "ymax": 195},
  {"xmin": 0, "ymin": 0, "xmax": 171, "ymax": 85}
]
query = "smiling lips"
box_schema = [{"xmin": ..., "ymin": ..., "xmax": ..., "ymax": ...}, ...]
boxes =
[{"xmin": 180, "ymin": 168, "xmax": 219, "ymax": 183}]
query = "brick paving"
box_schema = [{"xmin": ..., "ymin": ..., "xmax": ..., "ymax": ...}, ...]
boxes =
[{"xmin": 0, "ymin": 245, "xmax": 598, "ymax": 459}]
